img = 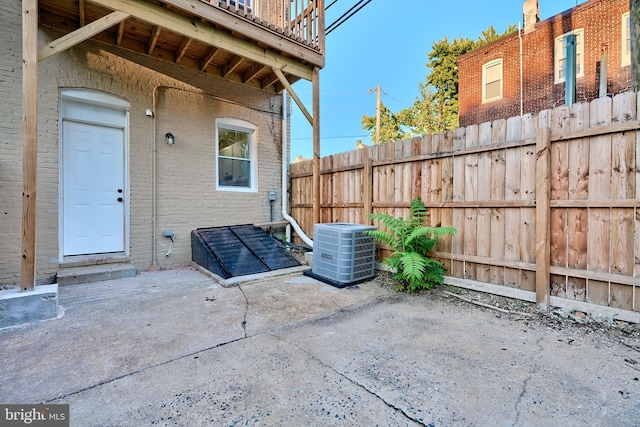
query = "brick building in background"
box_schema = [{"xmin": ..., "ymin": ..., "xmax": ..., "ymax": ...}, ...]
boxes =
[{"xmin": 458, "ymin": 0, "xmax": 631, "ymax": 127}]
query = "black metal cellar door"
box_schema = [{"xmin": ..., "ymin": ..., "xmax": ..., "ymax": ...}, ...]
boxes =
[{"xmin": 191, "ymin": 225, "xmax": 300, "ymax": 279}]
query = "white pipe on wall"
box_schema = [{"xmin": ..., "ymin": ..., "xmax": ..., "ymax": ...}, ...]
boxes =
[{"xmin": 281, "ymin": 90, "xmax": 313, "ymax": 247}]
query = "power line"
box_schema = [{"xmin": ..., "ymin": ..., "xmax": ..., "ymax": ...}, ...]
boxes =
[
  {"xmin": 325, "ymin": 0, "xmax": 372, "ymax": 36},
  {"xmin": 383, "ymin": 92, "xmax": 412, "ymax": 109},
  {"xmin": 325, "ymin": 0, "xmax": 340, "ymax": 10}
]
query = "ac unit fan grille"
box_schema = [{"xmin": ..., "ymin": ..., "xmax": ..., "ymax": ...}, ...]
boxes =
[{"xmin": 312, "ymin": 223, "xmax": 376, "ymax": 284}]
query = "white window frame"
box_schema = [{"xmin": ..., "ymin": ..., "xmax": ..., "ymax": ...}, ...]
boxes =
[
  {"xmin": 554, "ymin": 29, "xmax": 584, "ymax": 84},
  {"xmin": 482, "ymin": 59, "xmax": 503, "ymax": 103},
  {"xmin": 622, "ymin": 12, "xmax": 631, "ymax": 66},
  {"xmin": 215, "ymin": 118, "xmax": 257, "ymax": 192}
]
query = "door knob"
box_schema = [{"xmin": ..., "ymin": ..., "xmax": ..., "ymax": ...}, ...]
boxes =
[
  {"xmin": 117, "ymin": 197, "xmax": 123, "ymax": 203},
  {"xmin": 117, "ymin": 189, "xmax": 123, "ymax": 193}
]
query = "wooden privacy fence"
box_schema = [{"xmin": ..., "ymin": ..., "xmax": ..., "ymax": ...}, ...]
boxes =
[{"xmin": 290, "ymin": 92, "xmax": 640, "ymax": 322}]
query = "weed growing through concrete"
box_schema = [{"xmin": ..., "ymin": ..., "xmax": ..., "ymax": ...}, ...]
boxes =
[{"xmin": 366, "ymin": 196, "xmax": 456, "ymax": 292}]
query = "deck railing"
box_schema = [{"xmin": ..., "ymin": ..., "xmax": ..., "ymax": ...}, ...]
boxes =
[{"xmin": 201, "ymin": 0, "xmax": 323, "ymax": 52}]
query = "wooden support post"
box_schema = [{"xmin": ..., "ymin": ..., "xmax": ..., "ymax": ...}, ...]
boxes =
[
  {"xmin": 312, "ymin": 66, "xmax": 321, "ymax": 225},
  {"xmin": 535, "ymin": 127, "xmax": 551, "ymax": 309},
  {"xmin": 21, "ymin": 0, "xmax": 38, "ymax": 291},
  {"xmin": 362, "ymin": 150, "xmax": 373, "ymax": 224}
]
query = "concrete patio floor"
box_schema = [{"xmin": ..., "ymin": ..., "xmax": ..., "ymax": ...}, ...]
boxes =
[{"xmin": 1, "ymin": 267, "xmax": 639, "ymax": 426}]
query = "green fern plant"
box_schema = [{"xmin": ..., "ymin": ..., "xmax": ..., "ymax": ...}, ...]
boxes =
[{"xmin": 365, "ymin": 197, "xmax": 456, "ymax": 292}]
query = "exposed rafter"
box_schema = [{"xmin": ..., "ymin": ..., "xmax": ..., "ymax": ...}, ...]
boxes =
[
  {"xmin": 164, "ymin": 0, "xmax": 324, "ymax": 68},
  {"xmin": 261, "ymin": 74, "xmax": 279, "ymax": 90},
  {"xmin": 116, "ymin": 21, "xmax": 125, "ymax": 45},
  {"xmin": 79, "ymin": 0, "xmax": 86, "ymax": 27},
  {"xmin": 223, "ymin": 56, "xmax": 243, "ymax": 78},
  {"xmin": 38, "ymin": 10, "xmax": 130, "ymax": 62},
  {"xmin": 243, "ymin": 64, "xmax": 267, "ymax": 84},
  {"xmin": 175, "ymin": 37, "xmax": 192, "ymax": 63},
  {"xmin": 200, "ymin": 46, "xmax": 219, "ymax": 71},
  {"xmin": 148, "ymin": 26, "xmax": 162, "ymax": 55},
  {"xmin": 88, "ymin": 0, "xmax": 314, "ymax": 80}
]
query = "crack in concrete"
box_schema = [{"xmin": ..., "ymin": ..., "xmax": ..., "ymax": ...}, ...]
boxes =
[
  {"xmin": 42, "ymin": 336, "xmax": 246, "ymax": 404},
  {"xmin": 513, "ymin": 372, "xmax": 532, "ymax": 425},
  {"xmin": 45, "ymin": 285, "xmax": 256, "ymax": 404},
  {"xmin": 513, "ymin": 336, "xmax": 545, "ymax": 425},
  {"xmin": 42, "ymin": 289, "xmax": 393, "ymax": 413},
  {"xmin": 271, "ymin": 333, "xmax": 427, "ymax": 426},
  {"xmin": 237, "ymin": 284, "xmax": 250, "ymax": 338}
]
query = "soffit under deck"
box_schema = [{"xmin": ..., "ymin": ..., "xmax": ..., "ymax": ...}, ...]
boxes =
[{"xmin": 37, "ymin": 0, "xmax": 324, "ymax": 92}]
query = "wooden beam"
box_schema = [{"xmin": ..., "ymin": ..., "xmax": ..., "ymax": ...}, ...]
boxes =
[
  {"xmin": 550, "ymin": 120, "xmax": 640, "ymax": 142},
  {"xmin": 371, "ymin": 200, "xmax": 536, "ymax": 209},
  {"xmin": 38, "ymin": 10, "xmax": 130, "ymax": 62},
  {"xmin": 243, "ymin": 64, "xmax": 266, "ymax": 84},
  {"xmin": 312, "ymin": 66, "xmax": 321, "ymax": 225},
  {"xmin": 434, "ymin": 252, "xmax": 536, "ymax": 271},
  {"xmin": 88, "ymin": 0, "xmax": 315, "ymax": 81},
  {"xmin": 261, "ymin": 73, "xmax": 279, "ymax": 90},
  {"xmin": 223, "ymin": 56, "xmax": 243, "ymax": 77},
  {"xmin": 79, "ymin": 0, "xmax": 86, "ymax": 27},
  {"xmin": 550, "ymin": 199, "xmax": 640, "ymax": 208},
  {"xmin": 535, "ymin": 127, "xmax": 551, "ymax": 309},
  {"xmin": 116, "ymin": 20, "xmax": 125, "ymax": 45},
  {"xmin": 175, "ymin": 36, "xmax": 192, "ymax": 63},
  {"xmin": 549, "ymin": 266, "xmax": 639, "ymax": 287},
  {"xmin": 148, "ymin": 25, "xmax": 161, "ymax": 55},
  {"xmin": 22, "ymin": 0, "xmax": 38, "ymax": 291},
  {"xmin": 273, "ymin": 67, "xmax": 313, "ymax": 125},
  {"xmin": 200, "ymin": 46, "xmax": 218, "ymax": 71},
  {"xmin": 163, "ymin": 0, "xmax": 325, "ymax": 68}
]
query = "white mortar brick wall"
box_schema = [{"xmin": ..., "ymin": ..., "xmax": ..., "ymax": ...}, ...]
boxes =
[{"xmin": 0, "ymin": 3, "xmax": 287, "ymax": 285}]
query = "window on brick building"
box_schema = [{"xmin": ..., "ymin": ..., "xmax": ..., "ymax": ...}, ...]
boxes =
[
  {"xmin": 622, "ymin": 12, "xmax": 631, "ymax": 66},
  {"xmin": 482, "ymin": 59, "xmax": 503, "ymax": 103},
  {"xmin": 216, "ymin": 118, "xmax": 257, "ymax": 191},
  {"xmin": 554, "ymin": 29, "xmax": 584, "ymax": 84}
]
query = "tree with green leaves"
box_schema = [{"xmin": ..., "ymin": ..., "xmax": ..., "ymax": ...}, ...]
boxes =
[
  {"xmin": 362, "ymin": 25, "xmax": 517, "ymax": 141},
  {"xmin": 361, "ymin": 102, "xmax": 411, "ymax": 143}
]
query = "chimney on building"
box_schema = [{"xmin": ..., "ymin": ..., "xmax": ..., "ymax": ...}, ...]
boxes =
[{"xmin": 523, "ymin": 0, "xmax": 540, "ymax": 35}]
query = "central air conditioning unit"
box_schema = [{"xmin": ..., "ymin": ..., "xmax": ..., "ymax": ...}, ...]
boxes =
[{"xmin": 311, "ymin": 223, "xmax": 377, "ymax": 286}]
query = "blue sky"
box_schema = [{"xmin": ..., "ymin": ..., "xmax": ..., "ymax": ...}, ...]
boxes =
[{"xmin": 289, "ymin": 0, "xmax": 583, "ymax": 162}]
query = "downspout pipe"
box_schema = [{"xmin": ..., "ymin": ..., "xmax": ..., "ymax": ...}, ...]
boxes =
[
  {"xmin": 281, "ymin": 90, "xmax": 314, "ymax": 248},
  {"xmin": 565, "ymin": 34, "xmax": 577, "ymax": 106}
]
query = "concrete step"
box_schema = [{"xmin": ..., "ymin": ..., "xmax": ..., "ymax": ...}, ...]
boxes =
[{"xmin": 57, "ymin": 263, "xmax": 137, "ymax": 286}]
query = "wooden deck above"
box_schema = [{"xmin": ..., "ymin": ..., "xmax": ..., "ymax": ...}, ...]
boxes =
[{"xmin": 38, "ymin": 0, "xmax": 325, "ymax": 92}]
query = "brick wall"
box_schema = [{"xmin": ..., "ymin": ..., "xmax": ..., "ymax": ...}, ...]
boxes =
[
  {"xmin": 0, "ymin": 2, "xmax": 285, "ymax": 285},
  {"xmin": 459, "ymin": 0, "xmax": 631, "ymax": 127},
  {"xmin": 0, "ymin": 1, "xmax": 24, "ymax": 285}
]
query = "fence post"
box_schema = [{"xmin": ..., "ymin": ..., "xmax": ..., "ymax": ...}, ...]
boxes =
[
  {"xmin": 362, "ymin": 150, "xmax": 373, "ymax": 225},
  {"xmin": 535, "ymin": 127, "xmax": 551, "ymax": 309}
]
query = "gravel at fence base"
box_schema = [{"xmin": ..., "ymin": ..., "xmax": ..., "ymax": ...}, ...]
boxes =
[{"xmin": 367, "ymin": 269, "xmax": 640, "ymax": 342}]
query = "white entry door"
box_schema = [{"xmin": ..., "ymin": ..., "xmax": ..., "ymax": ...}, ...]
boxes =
[{"xmin": 62, "ymin": 120, "xmax": 125, "ymax": 256}]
